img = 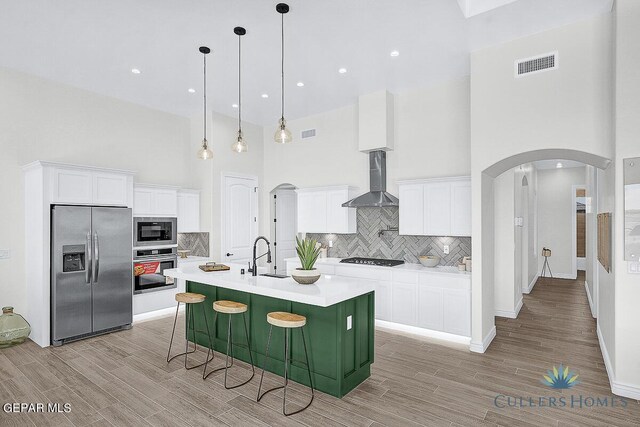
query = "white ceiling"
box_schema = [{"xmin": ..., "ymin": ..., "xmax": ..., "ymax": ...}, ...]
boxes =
[{"xmin": 0, "ymin": 0, "xmax": 612, "ymax": 125}]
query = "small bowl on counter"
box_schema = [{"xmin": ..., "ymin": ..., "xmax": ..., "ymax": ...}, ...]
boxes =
[{"xmin": 418, "ymin": 255, "xmax": 440, "ymax": 268}]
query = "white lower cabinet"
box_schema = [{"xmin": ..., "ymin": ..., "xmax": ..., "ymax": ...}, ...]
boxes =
[
  {"xmin": 443, "ymin": 288, "xmax": 471, "ymax": 336},
  {"xmin": 375, "ymin": 281, "xmax": 392, "ymax": 321},
  {"xmin": 391, "ymin": 282, "xmax": 417, "ymax": 326},
  {"xmin": 417, "ymin": 286, "xmax": 444, "ymax": 330}
]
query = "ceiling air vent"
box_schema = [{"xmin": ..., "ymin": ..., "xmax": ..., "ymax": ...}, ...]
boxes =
[
  {"xmin": 301, "ymin": 129, "xmax": 316, "ymax": 139},
  {"xmin": 515, "ymin": 51, "xmax": 558, "ymax": 78}
]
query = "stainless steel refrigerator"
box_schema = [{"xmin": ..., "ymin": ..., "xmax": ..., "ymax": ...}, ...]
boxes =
[{"xmin": 51, "ymin": 205, "xmax": 133, "ymax": 346}]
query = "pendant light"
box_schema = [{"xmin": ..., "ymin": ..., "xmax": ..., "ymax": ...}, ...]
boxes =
[
  {"xmin": 274, "ymin": 3, "xmax": 292, "ymax": 144},
  {"xmin": 197, "ymin": 46, "xmax": 213, "ymax": 160},
  {"xmin": 231, "ymin": 27, "xmax": 248, "ymax": 153}
]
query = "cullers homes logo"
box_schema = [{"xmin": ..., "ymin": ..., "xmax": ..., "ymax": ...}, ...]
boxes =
[{"xmin": 494, "ymin": 364, "xmax": 628, "ymax": 409}]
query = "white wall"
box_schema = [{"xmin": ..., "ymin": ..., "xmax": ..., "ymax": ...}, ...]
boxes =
[
  {"xmin": 614, "ymin": 0, "xmax": 640, "ymax": 396},
  {"xmin": 470, "ymin": 12, "xmax": 614, "ymax": 348},
  {"xmin": 536, "ymin": 166, "xmax": 585, "ymax": 279},
  {"xmin": 585, "ymin": 165, "xmax": 598, "ymax": 315},
  {"xmin": 0, "ymin": 67, "xmax": 192, "ymax": 316},
  {"xmin": 493, "ymin": 169, "xmax": 516, "ymax": 316},
  {"xmin": 261, "ymin": 77, "xmax": 471, "ymax": 240},
  {"xmin": 188, "ymin": 112, "xmax": 264, "ymax": 261}
]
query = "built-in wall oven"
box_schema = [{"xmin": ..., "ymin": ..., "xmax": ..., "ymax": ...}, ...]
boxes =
[
  {"xmin": 133, "ymin": 217, "xmax": 177, "ymax": 248},
  {"xmin": 133, "ymin": 246, "xmax": 177, "ymax": 294}
]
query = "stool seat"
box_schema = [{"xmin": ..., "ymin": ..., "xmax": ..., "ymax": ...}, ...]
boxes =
[
  {"xmin": 267, "ymin": 312, "xmax": 306, "ymax": 328},
  {"xmin": 213, "ymin": 300, "xmax": 247, "ymax": 314},
  {"xmin": 175, "ymin": 292, "xmax": 206, "ymax": 304}
]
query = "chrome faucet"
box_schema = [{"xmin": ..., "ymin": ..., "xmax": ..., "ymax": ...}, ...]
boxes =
[{"xmin": 249, "ymin": 236, "xmax": 272, "ymax": 276}]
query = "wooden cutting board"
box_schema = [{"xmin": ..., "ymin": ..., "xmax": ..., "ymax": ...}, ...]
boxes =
[{"xmin": 199, "ymin": 263, "xmax": 230, "ymax": 272}]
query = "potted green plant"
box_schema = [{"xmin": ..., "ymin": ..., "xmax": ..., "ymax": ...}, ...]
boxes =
[{"xmin": 291, "ymin": 236, "xmax": 321, "ymax": 285}]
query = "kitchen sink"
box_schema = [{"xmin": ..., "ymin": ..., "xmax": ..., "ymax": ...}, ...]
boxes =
[{"xmin": 260, "ymin": 273, "xmax": 289, "ymax": 279}]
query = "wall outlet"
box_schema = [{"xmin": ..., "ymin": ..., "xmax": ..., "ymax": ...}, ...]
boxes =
[
  {"xmin": 443, "ymin": 245, "xmax": 450, "ymax": 255},
  {"xmin": 328, "ymin": 240, "xmax": 333, "ymax": 248},
  {"xmin": 0, "ymin": 250, "xmax": 10, "ymax": 260},
  {"xmin": 346, "ymin": 315, "xmax": 352, "ymax": 330}
]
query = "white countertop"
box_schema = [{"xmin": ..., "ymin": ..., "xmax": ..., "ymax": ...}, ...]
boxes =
[
  {"xmin": 284, "ymin": 257, "xmax": 471, "ymax": 278},
  {"xmin": 164, "ymin": 263, "xmax": 376, "ymax": 307}
]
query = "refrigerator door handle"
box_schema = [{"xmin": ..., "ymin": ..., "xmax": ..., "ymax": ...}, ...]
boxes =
[
  {"xmin": 93, "ymin": 231, "xmax": 100, "ymax": 283},
  {"xmin": 86, "ymin": 232, "xmax": 92, "ymax": 284}
]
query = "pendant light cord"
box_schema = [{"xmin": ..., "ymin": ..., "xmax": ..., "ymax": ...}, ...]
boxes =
[
  {"xmin": 238, "ymin": 34, "xmax": 242, "ymax": 132},
  {"xmin": 203, "ymin": 53, "xmax": 207, "ymax": 141},
  {"xmin": 280, "ymin": 11, "xmax": 285, "ymax": 120}
]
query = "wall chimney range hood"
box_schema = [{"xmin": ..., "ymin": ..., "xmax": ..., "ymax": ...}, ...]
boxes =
[{"xmin": 342, "ymin": 151, "xmax": 399, "ymax": 208}]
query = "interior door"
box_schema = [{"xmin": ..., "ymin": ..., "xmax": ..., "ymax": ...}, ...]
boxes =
[
  {"xmin": 91, "ymin": 207, "xmax": 133, "ymax": 332},
  {"xmin": 223, "ymin": 174, "xmax": 258, "ymax": 264},
  {"xmin": 51, "ymin": 205, "xmax": 93, "ymax": 343},
  {"xmin": 274, "ymin": 189, "xmax": 297, "ymax": 273}
]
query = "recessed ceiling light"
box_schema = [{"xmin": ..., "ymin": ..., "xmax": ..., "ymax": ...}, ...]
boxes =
[
  {"xmin": 232, "ymin": 104, "xmax": 239, "ymax": 108},
  {"xmin": 131, "ymin": 68, "xmax": 141, "ymax": 74},
  {"xmin": 338, "ymin": 68, "xmax": 347, "ymax": 74},
  {"xmin": 556, "ymin": 162, "xmax": 563, "ymax": 168},
  {"xmin": 188, "ymin": 88, "xmax": 196, "ymax": 93},
  {"xmin": 296, "ymin": 82, "xmax": 304, "ymax": 87},
  {"xmin": 390, "ymin": 50, "xmax": 400, "ymax": 57},
  {"xmin": 261, "ymin": 93, "xmax": 269, "ymax": 99}
]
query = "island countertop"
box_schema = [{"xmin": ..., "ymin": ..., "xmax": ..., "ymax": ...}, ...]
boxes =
[{"xmin": 164, "ymin": 263, "xmax": 375, "ymax": 307}]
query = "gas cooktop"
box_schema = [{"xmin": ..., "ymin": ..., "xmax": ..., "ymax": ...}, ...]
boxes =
[{"xmin": 339, "ymin": 257, "xmax": 404, "ymax": 267}]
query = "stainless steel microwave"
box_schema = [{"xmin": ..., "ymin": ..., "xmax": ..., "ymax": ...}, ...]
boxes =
[{"xmin": 133, "ymin": 217, "xmax": 177, "ymax": 248}]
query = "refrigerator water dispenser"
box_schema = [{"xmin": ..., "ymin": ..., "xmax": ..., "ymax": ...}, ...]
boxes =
[{"xmin": 62, "ymin": 245, "xmax": 85, "ymax": 272}]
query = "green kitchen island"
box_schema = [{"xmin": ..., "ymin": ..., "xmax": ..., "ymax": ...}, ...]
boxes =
[{"xmin": 164, "ymin": 264, "xmax": 375, "ymax": 398}]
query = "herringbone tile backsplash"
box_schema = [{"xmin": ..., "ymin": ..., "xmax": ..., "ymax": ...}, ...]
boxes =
[
  {"xmin": 178, "ymin": 232, "xmax": 210, "ymax": 257},
  {"xmin": 307, "ymin": 207, "xmax": 471, "ymax": 266}
]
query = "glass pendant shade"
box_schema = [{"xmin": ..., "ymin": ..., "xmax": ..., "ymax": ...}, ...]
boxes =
[
  {"xmin": 197, "ymin": 138, "xmax": 213, "ymax": 160},
  {"xmin": 231, "ymin": 131, "xmax": 248, "ymax": 153},
  {"xmin": 274, "ymin": 117, "xmax": 292, "ymax": 144}
]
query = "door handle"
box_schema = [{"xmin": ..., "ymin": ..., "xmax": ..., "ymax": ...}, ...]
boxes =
[
  {"xmin": 93, "ymin": 231, "xmax": 100, "ymax": 283},
  {"xmin": 226, "ymin": 253, "xmax": 234, "ymax": 257},
  {"xmin": 86, "ymin": 232, "xmax": 92, "ymax": 284}
]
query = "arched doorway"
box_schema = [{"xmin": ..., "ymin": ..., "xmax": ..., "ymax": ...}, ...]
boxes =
[{"xmin": 471, "ymin": 149, "xmax": 611, "ymax": 353}]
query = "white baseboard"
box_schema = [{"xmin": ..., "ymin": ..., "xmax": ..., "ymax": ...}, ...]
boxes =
[
  {"xmin": 375, "ymin": 320, "xmax": 471, "ymax": 346},
  {"xmin": 584, "ymin": 280, "xmax": 596, "ymax": 318},
  {"xmin": 133, "ymin": 306, "xmax": 183, "ymax": 324},
  {"xmin": 470, "ymin": 325, "xmax": 496, "ymax": 353},
  {"xmin": 596, "ymin": 323, "xmax": 640, "ymax": 400},
  {"xmin": 495, "ymin": 297, "xmax": 523, "ymax": 319},
  {"xmin": 523, "ymin": 274, "xmax": 538, "ymax": 294}
]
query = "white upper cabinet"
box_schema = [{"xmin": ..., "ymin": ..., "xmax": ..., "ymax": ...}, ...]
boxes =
[
  {"xmin": 398, "ymin": 183, "xmax": 424, "ymax": 236},
  {"xmin": 450, "ymin": 180, "xmax": 472, "ymax": 236},
  {"xmin": 424, "ymin": 183, "xmax": 451, "ymax": 236},
  {"xmin": 398, "ymin": 176, "xmax": 471, "ymax": 237},
  {"xmin": 49, "ymin": 164, "xmax": 133, "ymax": 207},
  {"xmin": 296, "ymin": 186, "xmax": 357, "ymax": 234},
  {"xmin": 134, "ymin": 184, "xmax": 178, "ymax": 217},
  {"xmin": 177, "ymin": 190, "xmax": 200, "ymax": 233}
]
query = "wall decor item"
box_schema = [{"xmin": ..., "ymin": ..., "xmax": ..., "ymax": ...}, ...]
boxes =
[
  {"xmin": 273, "ymin": 3, "xmax": 292, "ymax": 144},
  {"xmin": 598, "ymin": 212, "xmax": 612, "ymax": 273},
  {"xmin": 308, "ymin": 207, "xmax": 471, "ymax": 265},
  {"xmin": 197, "ymin": 46, "xmax": 213, "ymax": 160},
  {"xmin": 624, "ymin": 157, "xmax": 640, "ymax": 260},
  {"xmin": 231, "ymin": 27, "xmax": 248, "ymax": 153},
  {"xmin": 0, "ymin": 307, "xmax": 31, "ymax": 348}
]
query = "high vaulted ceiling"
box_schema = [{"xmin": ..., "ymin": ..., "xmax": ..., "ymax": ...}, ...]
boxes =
[{"xmin": 0, "ymin": 0, "xmax": 612, "ymax": 125}]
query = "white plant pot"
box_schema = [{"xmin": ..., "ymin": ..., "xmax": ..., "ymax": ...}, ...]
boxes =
[{"xmin": 291, "ymin": 268, "xmax": 321, "ymax": 285}]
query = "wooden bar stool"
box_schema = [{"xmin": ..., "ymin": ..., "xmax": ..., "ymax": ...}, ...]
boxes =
[
  {"xmin": 202, "ymin": 300, "xmax": 255, "ymax": 389},
  {"xmin": 166, "ymin": 292, "xmax": 214, "ymax": 370},
  {"xmin": 257, "ymin": 311, "xmax": 314, "ymax": 416}
]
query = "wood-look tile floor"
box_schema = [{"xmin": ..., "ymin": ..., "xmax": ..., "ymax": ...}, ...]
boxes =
[{"xmin": 2, "ymin": 273, "xmax": 639, "ymax": 426}]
